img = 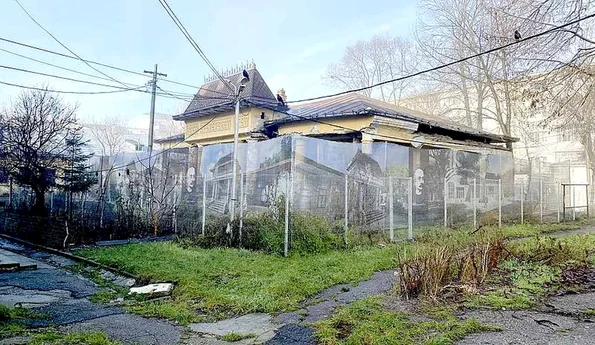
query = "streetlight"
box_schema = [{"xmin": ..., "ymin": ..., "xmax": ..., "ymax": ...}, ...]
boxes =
[{"xmin": 227, "ymin": 70, "xmax": 250, "ymax": 233}]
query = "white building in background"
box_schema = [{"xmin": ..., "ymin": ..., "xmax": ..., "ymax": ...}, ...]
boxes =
[
  {"xmin": 401, "ymin": 89, "xmax": 591, "ymax": 187},
  {"xmin": 82, "ymin": 112, "xmax": 185, "ymax": 155}
]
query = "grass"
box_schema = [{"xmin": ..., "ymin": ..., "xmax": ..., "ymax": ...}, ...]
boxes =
[
  {"xmin": 28, "ymin": 331, "xmax": 121, "ymax": 345},
  {"xmin": 0, "ymin": 305, "xmax": 49, "ymax": 339},
  {"xmin": 220, "ymin": 332, "xmax": 256, "ymax": 342},
  {"xmin": 75, "ymin": 243, "xmax": 396, "ymax": 323},
  {"xmin": 500, "ymin": 222, "xmax": 585, "ymax": 238},
  {"xmin": 315, "ymin": 297, "xmax": 500, "ymax": 345}
]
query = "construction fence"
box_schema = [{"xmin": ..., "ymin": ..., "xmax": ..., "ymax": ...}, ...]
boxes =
[{"xmin": 1, "ymin": 135, "xmax": 591, "ymax": 254}]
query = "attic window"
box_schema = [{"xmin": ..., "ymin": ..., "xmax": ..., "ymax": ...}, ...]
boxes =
[{"xmin": 260, "ymin": 112, "xmax": 265, "ymax": 120}]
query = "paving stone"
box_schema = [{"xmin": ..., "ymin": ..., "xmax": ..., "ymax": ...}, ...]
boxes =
[{"xmin": 189, "ymin": 313, "xmax": 277, "ymax": 343}]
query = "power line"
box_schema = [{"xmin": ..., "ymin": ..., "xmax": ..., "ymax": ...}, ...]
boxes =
[
  {"xmin": 288, "ymin": 12, "xmax": 595, "ymax": 104},
  {"xmin": 0, "ymin": 80, "xmax": 145, "ymax": 95},
  {"xmin": 0, "ymin": 36, "xmax": 233, "ymax": 97},
  {"xmin": 90, "ymin": 112, "xmax": 226, "ymax": 173},
  {"xmin": 156, "ymin": 0, "xmax": 234, "ymax": 94},
  {"xmin": 0, "ymin": 64, "xmax": 144, "ymax": 91},
  {"xmin": 14, "ymin": 0, "xmax": 132, "ymax": 89},
  {"xmin": 0, "ymin": 63, "xmax": 229, "ymax": 102},
  {"xmin": 0, "ymin": 47, "xmax": 132, "ymax": 85}
]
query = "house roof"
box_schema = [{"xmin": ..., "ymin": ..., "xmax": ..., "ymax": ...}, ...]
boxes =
[
  {"xmin": 347, "ymin": 149, "xmax": 384, "ymax": 176},
  {"xmin": 154, "ymin": 133, "xmax": 184, "ymax": 144},
  {"xmin": 262, "ymin": 93, "xmax": 517, "ymax": 144},
  {"xmin": 173, "ymin": 68, "xmax": 277, "ymax": 121}
]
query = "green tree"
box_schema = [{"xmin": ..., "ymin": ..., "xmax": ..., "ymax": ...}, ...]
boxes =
[{"xmin": 59, "ymin": 131, "xmax": 96, "ymax": 217}]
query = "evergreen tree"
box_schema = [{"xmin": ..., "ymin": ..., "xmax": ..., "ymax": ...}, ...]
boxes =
[{"xmin": 58, "ymin": 130, "xmax": 96, "ymax": 216}]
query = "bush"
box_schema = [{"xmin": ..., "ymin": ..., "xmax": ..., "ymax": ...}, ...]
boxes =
[
  {"xmin": 290, "ymin": 212, "xmax": 344, "ymax": 254},
  {"xmin": 177, "ymin": 210, "xmax": 344, "ymax": 255}
]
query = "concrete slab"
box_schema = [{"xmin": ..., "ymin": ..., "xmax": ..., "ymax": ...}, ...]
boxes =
[
  {"xmin": 189, "ymin": 313, "xmax": 277, "ymax": 344},
  {"xmin": 0, "ymin": 286, "xmax": 71, "ymax": 308},
  {"xmin": 0, "ymin": 249, "xmax": 52, "ymax": 269},
  {"xmin": 129, "ymin": 283, "xmax": 174, "ymax": 297}
]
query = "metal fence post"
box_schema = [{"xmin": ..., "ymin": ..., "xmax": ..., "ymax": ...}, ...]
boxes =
[
  {"xmin": 539, "ymin": 179, "xmax": 543, "ymax": 223},
  {"xmin": 557, "ymin": 183, "xmax": 561, "ymax": 223},
  {"xmin": 344, "ymin": 174, "xmax": 349, "ymax": 245},
  {"xmin": 389, "ymin": 176, "xmax": 394, "ymax": 242},
  {"xmin": 408, "ymin": 177, "xmax": 413, "ymax": 240},
  {"xmin": 239, "ymin": 172, "xmax": 245, "ymax": 241},
  {"xmin": 444, "ymin": 177, "xmax": 448, "ymax": 228},
  {"xmin": 473, "ymin": 178, "xmax": 477, "ymax": 230},
  {"xmin": 520, "ymin": 181, "xmax": 524, "ymax": 224},
  {"xmin": 201, "ymin": 175, "xmax": 207, "ymax": 236},
  {"xmin": 284, "ymin": 175, "xmax": 290, "ymax": 257},
  {"xmin": 498, "ymin": 179, "xmax": 502, "ymax": 229}
]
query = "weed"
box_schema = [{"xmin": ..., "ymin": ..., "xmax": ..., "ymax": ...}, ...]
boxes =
[
  {"xmin": 315, "ymin": 297, "xmax": 499, "ymax": 345},
  {"xmin": 29, "ymin": 331, "xmax": 121, "ymax": 345},
  {"xmin": 220, "ymin": 332, "xmax": 256, "ymax": 342}
]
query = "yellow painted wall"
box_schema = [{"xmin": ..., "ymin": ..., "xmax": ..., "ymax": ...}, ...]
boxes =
[
  {"xmin": 183, "ymin": 107, "xmax": 277, "ymax": 145},
  {"xmin": 277, "ymin": 115, "xmax": 374, "ymax": 136}
]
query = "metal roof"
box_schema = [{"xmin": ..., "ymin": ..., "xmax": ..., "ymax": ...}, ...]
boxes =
[
  {"xmin": 263, "ymin": 93, "xmax": 517, "ymax": 144},
  {"xmin": 173, "ymin": 68, "xmax": 277, "ymax": 121}
]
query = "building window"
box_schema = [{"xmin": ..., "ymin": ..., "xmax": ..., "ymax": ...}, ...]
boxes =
[
  {"xmin": 448, "ymin": 182, "xmax": 455, "ymax": 199},
  {"xmin": 527, "ymin": 131, "xmax": 540, "ymax": 142},
  {"xmin": 487, "ymin": 186, "xmax": 496, "ymax": 196},
  {"xmin": 558, "ymin": 129, "xmax": 577, "ymax": 142},
  {"xmin": 456, "ymin": 187, "xmax": 465, "ymax": 200},
  {"xmin": 316, "ymin": 195, "xmax": 326, "ymax": 208}
]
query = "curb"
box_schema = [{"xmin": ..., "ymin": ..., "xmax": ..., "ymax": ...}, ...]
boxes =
[{"xmin": 0, "ymin": 233, "xmax": 140, "ymax": 280}]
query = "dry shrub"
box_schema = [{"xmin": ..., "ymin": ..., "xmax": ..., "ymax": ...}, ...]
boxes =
[{"xmin": 397, "ymin": 233, "xmax": 506, "ymax": 300}]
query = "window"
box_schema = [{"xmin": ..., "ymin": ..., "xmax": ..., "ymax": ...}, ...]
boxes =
[
  {"xmin": 448, "ymin": 182, "xmax": 455, "ymax": 199},
  {"xmin": 316, "ymin": 195, "xmax": 326, "ymax": 208},
  {"xmin": 558, "ymin": 130, "xmax": 577, "ymax": 142},
  {"xmin": 456, "ymin": 187, "xmax": 465, "ymax": 199},
  {"xmin": 487, "ymin": 186, "xmax": 496, "ymax": 196},
  {"xmin": 527, "ymin": 131, "xmax": 540, "ymax": 142}
]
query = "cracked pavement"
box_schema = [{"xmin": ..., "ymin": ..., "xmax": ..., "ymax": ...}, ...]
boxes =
[{"xmin": 0, "ymin": 239, "xmax": 182, "ymax": 345}]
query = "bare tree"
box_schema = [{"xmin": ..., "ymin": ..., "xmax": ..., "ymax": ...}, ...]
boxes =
[
  {"xmin": 86, "ymin": 115, "xmax": 127, "ymax": 228},
  {"xmin": 414, "ymin": 0, "xmax": 587, "ymax": 141},
  {"xmin": 0, "ymin": 88, "xmax": 84, "ymax": 213},
  {"xmin": 326, "ymin": 35, "xmax": 419, "ymax": 104}
]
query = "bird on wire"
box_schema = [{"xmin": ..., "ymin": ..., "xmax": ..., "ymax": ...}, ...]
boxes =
[{"xmin": 514, "ymin": 30, "xmax": 522, "ymax": 40}]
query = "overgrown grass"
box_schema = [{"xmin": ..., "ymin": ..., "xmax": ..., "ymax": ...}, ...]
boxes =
[
  {"xmin": 315, "ymin": 297, "xmax": 500, "ymax": 345},
  {"xmin": 75, "ymin": 243, "xmax": 396, "ymax": 323},
  {"xmin": 28, "ymin": 331, "xmax": 121, "ymax": 345},
  {"xmin": 500, "ymin": 221, "xmax": 585, "ymax": 239}
]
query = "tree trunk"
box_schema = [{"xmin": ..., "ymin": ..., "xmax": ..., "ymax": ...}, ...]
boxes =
[{"xmin": 32, "ymin": 187, "xmax": 47, "ymax": 215}]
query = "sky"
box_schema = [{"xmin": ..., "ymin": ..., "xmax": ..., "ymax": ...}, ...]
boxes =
[{"xmin": 0, "ymin": 0, "xmax": 418, "ymax": 129}]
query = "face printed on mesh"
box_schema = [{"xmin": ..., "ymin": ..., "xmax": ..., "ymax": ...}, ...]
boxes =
[
  {"xmin": 187, "ymin": 167, "xmax": 196, "ymax": 193},
  {"xmin": 414, "ymin": 168, "xmax": 424, "ymax": 196}
]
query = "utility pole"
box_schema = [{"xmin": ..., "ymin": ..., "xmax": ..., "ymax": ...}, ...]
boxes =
[
  {"xmin": 144, "ymin": 64, "xmax": 166, "ymax": 236},
  {"xmin": 144, "ymin": 64, "xmax": 167, "ymax": 154}
]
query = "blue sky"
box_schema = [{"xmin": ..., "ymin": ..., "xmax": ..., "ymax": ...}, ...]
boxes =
[{"xmin": 0, "ymin": 0, "xmax": 418, "ymax": 127}]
